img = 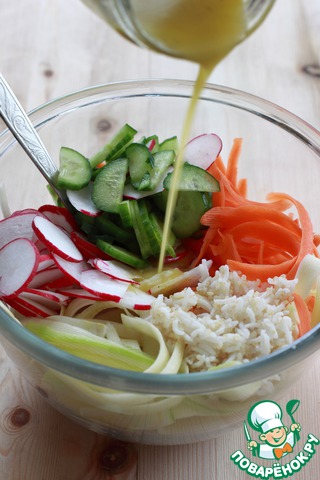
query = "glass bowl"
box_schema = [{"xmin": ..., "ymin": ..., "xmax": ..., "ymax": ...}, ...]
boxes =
[{"xmin": 1, "ymin": 79, "xmax": 320, "ymax": 446}]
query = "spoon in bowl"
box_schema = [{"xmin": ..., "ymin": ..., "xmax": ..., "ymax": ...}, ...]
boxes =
[{"xmin": 0, "ymin": 73, "xmax": 72, "ymax": 210}]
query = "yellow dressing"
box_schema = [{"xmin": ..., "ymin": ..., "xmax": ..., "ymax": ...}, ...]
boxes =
[
  {"xmin": 132, "ymin": 0, "xmax": 247, "ymax": 68},
  {"xmin": 143, "ymin": 0, "xmax": 248, "ymax": 270}
]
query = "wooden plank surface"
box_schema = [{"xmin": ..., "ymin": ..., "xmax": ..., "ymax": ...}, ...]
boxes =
[{"xmin": 1, "ymin": 0, "xmax": 320, "ymax": 479}]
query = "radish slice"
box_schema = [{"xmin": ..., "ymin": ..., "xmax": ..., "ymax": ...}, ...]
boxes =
[
  {"xmin": 20, "ymin": 292, "xmax": 63, "ymax": 312},
  {"xmin": 14, "ymin": 294, "xmax": 58, "ymax": 317},
  {"xmin": 7, "ymin": 297, "xmax": 41, "ymax": 318},
  {"xmin": 32, "ymin": 215, "xmax": 83, "ymax": 263},
  {"xmin": 38, "ymin": 204, "xmax": 79, "ymax": 233},
  {"xmin": 0, "ymin": 238, "xmax": 39, "ymax": 299},
  {"xmin": 80, "ymin": 269, "xmax": 128, "ymax": 302},
  {"xmin": 184, "ymin": 133, "xmax": 222, "ymax": 170},
  {"xmin": 146, "ymin": 138, "xmax": 156, "ymax": 151},
  {"xmin": 56, "ymin": 287, "xmax": 103, "ymax": 300},
  {"xmin": 42, "ymin": 275, "xmax": 76, "ymax": 291},
  {"xmin": 52, "ymin": 254, "xmax": 90, "ymax": 284},
  {"xmin": 71, "ymin": 231, "xmax": 111, "ymax": 261},
  {"xmin": 118, "ymin": 286, "xmax": 154, "ymax": 310},
  {"xmin": 37, "ymin": 254, "xmax": 56, "ymax": 272},
  {"xmin": 28, "ymin": 267, "xmax": 65, "ymax": 289},
  {"xmin": 0, "ymin": 211, "xmax": 39, "ymax": 248},
  {"xmin": 88, "ymin": 258, "xmax": 140, "ymax": 284},
  {"xmin": 11, "ymin": 208, "xmax": 40, "ymax": 217},
  {"xmin": 25, "ymin": 288, "xmax": 70, "ymax": 305},
  {"xmin": 67, "ymin": 183, "xmax": 100, "ymax": 217}
]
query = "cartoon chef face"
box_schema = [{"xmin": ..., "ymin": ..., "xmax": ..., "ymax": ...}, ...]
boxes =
[
  {"xmin": 248, "ymin": 400, "xmax": 287, "ymax": 445},
  {"xmin": 260, "ymin": 426, "xmax": 288, "ymax": 446}
]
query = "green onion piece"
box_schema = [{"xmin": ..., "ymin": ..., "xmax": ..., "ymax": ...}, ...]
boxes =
[{"xmin": 24, "ymin": 319, "xmax": 154, "ymax": 372}]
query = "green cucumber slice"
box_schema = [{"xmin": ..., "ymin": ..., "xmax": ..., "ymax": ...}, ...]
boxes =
[
  {"xmin": 163, "ymin": 163, "xmax": 220, "ymax": 192},
  {"xmin": 92, "ymin": 158, "xmax": 128, "ymax": 213},
  {"xmin": 172, "ymin": 191, "xmax": 212, "ymax": 238},
  {"xmin": 89, "ymin": 124, "xmax": 137, "ymax": 168},
  {"xmin": 55, "ymin": 147, "xmax": 92, "ymax": 191},
  {"xmin": 149, "ymin": 150, "xmax": 175, "ymax": 190},
  {"xmin": 143, "ymin": 135, "xmax": 159, "ymax": 153},
  {"xmin": 138, "ymin": 200, "xmax": 161, "ymax": 256},
  {"xmin": 96, "ymin": 239, "xmax": 148, "ymax": 269},
  {"xmin": 153, "ymin": 190, "xmax": 212, "ymax": 238},
  {"xmin": 126, "ymin": 143, "xmax": 154, "ymax": 191},
  {"xmin": 149, "ymin": 212, "xmax": 176, "ymax": 257},
  {"xmin": 159, "ymin": 136, "xmax": 179, "ymax": 156},
  {"xmin": 95, "ymin": 214, "xmax": 136, "ymax": 245},
  {"xmin": 128, "ymin": 200, "xmax": 153, "ymax": 259},
  {"xmin": 118, "ymin": 200, "xmax": 134, "ymax": 228}
]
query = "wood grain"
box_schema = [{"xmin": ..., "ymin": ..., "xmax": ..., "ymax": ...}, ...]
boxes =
[{"xmin": 1, "ymin": 0, "xmax": 320, "ymax": 478}]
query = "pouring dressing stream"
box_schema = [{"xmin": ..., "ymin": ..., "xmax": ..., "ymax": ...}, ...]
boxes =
[{"xmin": 81, "ymin": 0, "xmax": 276, "ymax": 271}]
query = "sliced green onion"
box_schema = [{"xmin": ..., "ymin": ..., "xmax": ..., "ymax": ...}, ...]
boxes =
[{"xmin": 24, "ymin": 319, "xmax": 154, "ymax": 372}]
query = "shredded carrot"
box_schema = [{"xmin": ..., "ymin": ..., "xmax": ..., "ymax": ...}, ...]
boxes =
[
  {"xmin": 305, "ymin": 295, "xmax": 315, "ymax": 313},
  {"xmin": 226, "ymin": 138, "xmax": 243, "ymax": 187},
  {"xmin": 193, "ymin": 139, "xmax": 319, "ymax": 284},
  {"xmin": 293, "ymin": 292, "xmax": 312, "ymax": 337}
]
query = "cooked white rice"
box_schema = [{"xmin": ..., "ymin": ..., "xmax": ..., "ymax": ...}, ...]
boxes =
[{"xmin": 144, "ymin": 264, "xmax": 299, "ymax": 372}]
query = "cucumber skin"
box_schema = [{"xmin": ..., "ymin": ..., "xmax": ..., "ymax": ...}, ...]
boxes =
[
  {"xmin": 96, "ymin": 239, "xmax": 148, "ymax": 269},
  {"xmin": 163, "ymin": 163, "xmax": 220, "ymax": 192},
  {"xmin": 91, "ymin": 158, "xmax": 128, "ymax": 214},
  {"xmin": 89, "ymin": 124, "xmax": 137, "ymax": 168},
  {"xmin": 55, "ymin": 147, "xmax": 92, "ymax": 191},
  {"xmin": 153, "ymin": 190, "xmax": 212, "ymax": 238},
  {"xmin": 126, "ymin": 143, "xmax": 154, "ymax": 191}
]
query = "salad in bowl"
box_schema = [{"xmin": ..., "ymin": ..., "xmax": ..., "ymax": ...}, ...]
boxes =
[{"xmin": 0, "ymin": 79, "xmax": 320, "ymax": 445}]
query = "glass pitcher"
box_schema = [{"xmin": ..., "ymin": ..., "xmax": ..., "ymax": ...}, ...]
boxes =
[{"xmin": 80, "ymin": 0, "xmax": 276, "ymax": 67}]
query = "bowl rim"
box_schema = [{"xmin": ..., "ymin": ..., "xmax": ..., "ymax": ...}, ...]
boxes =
[{"xmin": 1, "ymin": 78, "xmax": 320, "ymax": 395}]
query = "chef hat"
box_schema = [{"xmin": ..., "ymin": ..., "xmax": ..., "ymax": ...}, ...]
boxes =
[{"xmin": 248, "ymin": 401, "xmax": 284, "ymax": 433}]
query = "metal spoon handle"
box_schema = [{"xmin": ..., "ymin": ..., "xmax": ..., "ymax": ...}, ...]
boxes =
[
  {"xmin": 0, "ymin": 73, "xmax": 72, "ymax": 209},
  {"xmin": 0, "ymin": 73, "xmax": 58, "ymax": 182}
]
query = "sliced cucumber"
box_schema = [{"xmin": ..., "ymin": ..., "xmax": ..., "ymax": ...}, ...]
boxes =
[
  {"xmin": 153, "ymin": 190, "xmax": 212, "ymax": 238},
  {"xmin": 138, "ymin": 200, "xmax": 161, "ymax": 256},
  {"xmin": 92, "ymin": 158, "xmax": 128, "ymax": 213},
  {"xmin": 143, "ymin": 135, "xmax": 159, "ymax": 153},
  {"xmin": 172, "ymin": 191, "xmax": 212, "ymax": 237},
  {"xmin": 89, "ymin": 124, "xmax": 137, "ymax": 168},
  {"xmin": 118, "ymin": 200, "xmax": 134, "ymax": 228},
  {"xmin": 163, "ymin": 163, "xmax": 220, "ymax": 192},
  {"xmin": 55, "ymin": 147, "xmax": 92, "ymax": 191},
  {"xmin": 74, "ymin": 211, "xmax": 95, "ymax": 234},
  {"xmin": 126, "ymin": 143, "xmax": 154, "ymax": 191},
  {"xmin": 95, "ymin": 213, "xmax": 136, "ymax": 246},
  {"xmin": 96, "ymin": 239, "xmax": 148, "ymax": 269},
  {"xmin": 149, "ymin": 211, "xmax": 176, "ymax": 257},
  {"xmin": 149, "ymin": 150, "xmax": 175, "ymax": 190},
  {"xmin": 159, "ymin": 136, "xmax": 179, "ymax": 156},
  {"xmin": 128, "ymin": 200, "xmax": 153, "ymax": 259}
]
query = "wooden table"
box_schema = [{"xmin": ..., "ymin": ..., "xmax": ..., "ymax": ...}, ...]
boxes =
[{"xmin": 1, "ymin": 1, "xmax": 320, "ymax": 478}]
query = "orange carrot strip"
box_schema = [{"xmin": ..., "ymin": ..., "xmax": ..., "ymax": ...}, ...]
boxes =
[
  {"xmin": 267, "ymin": 193, "xmax": 314, "ymax": 278},
  {"xmin": 305, "ymin": 295, "xmax": 315, "ymax": 313},
  {"xmin": 211, "ymin": 155, "xmax": 227, "ymax": 175},
  {"xmin": 226, "ymin": 138, "xmax": 243, "ymax": 186},
  {"xmin": 293, "ymin": 292, "xmax": 312, "ymax": 337},
  {"xmin": 201, "ymin": 205, "xmax": 302, "ymax": 236},
  {"xmin": 210, "ymin": 165, "xmax": 291, "ymax": 210},
  {"xmin": 192, "ymin": 227, "xmax": 217, "ymax": 267},
  {"xmin": 237, "ymin": 178, "xmax": 248, "ymax": 197},
  {"xmin": 228, "ymin": 221, "xmax": 301, "ymax": 256},
  {"xmin": 314, "ymin": 234, "xmax": 320, "ymax": 246},
  {"xmin": 227, "ymin": 258, "xmax": 296, "ymax": 282}
]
